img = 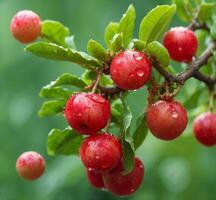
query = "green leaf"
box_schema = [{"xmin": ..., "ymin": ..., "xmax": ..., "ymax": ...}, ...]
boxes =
[
  {"xmin": 111, "ymin": 33, "xmax": 123, "ymax": 53},
  {"xmin": 111, "ymin": 99, "xmax": 123, "ymax": 125},
  {"xmin": 41, "ymin": 20, "xmax": 70, "ymax": 47},
  {"xmin": 132, "ymin": 39, "xmax": 146, "ymax": 51},
  {"xmin": 121, "ymin": 140, "xmax": 135, "ymax": 175},
  {"xmin": 210, "ymin": 20, "xmax": 216, "ymax": 40},
  {"xmin": 139, "ymin": 5, "xmax": 176, "ymax": 44},
  {"xmin": 173, "ymin": 0, "xmax": 194, "ymax": 22},
  {"xmin": 25, "ymin": 42, "xmax": 103, "ymax": 69},
  {"xmin": 65, "ymin": 35, "xmax": 77, "ymax": 49},
  {"xmin": 118, "ymin": 4, "xmax": 136, "ymax": 48},
  {"xmin": 133, "ymin": 114, "xmax": 148, "ymax": 150},
  {"xmin": 38, "ymin": 100, "xmax": 65, "ymax": 117},
  {"xmin": 121, "ymin": 98, "xmax": 135, "ymax": 174},
  {"xmin": 87, "ymin": 39, "xmax": 109, "ymax": 62},
  {"xmin": 183, "ymin": 88, "xmax": 202, "ymax": 110},
  {"xmin": 198, "ymin": 3, "xmax": 215, "ymax": 23},
  {"xmin": 47, "ymin": 128, "xmax": 83, "ymax": 156},
  {"xmin": 104, "ymin": 22, "xmax": 119, "ymax": 49},
  {"xmin": 39, "ymin": 87, "xmax": 72, "ymax": 99},
  {"xmin": 146, "ymin": 41, "xmax": 170, "ymax": 68},
  {"xmin": 46, "ymin": 73, "xmax": 87, "ymax": 89}
]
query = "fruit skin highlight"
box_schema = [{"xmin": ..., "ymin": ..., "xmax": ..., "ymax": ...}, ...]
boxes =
[
  {"xmin": 146, "ymin": 100, "xmax": 188, "ymax": 140},
  {"xmin": 80, "ymin": 133, "xmax": 122, "ymax": 172},
  {"xmin": 10, "ymin": 10, "xmax": 41, "ymax": 43},
  {"xmin": 110, "ymin": 50, "xmax": 151, "ymax": 90},
  {"xmin": 16, "ymin": 151, "xmax": 46, "ymax": 180},
  {"xmin": 64, "ymin": 93, "xmax": 111, "ymax": 135},
  {"xmin": 193, "ymin": 112, "xmax": 216, "ymax": 146},
  {"xmin": 86, "ymin": 168, "xmax": 105, "ymax": 189},
  {"xmin": 103, "ymin": 157, "xmax": 144, "ymax": 196},
  {"xmin": 163, "ymin": 27, "xmax": 198, "ymax": 63}
]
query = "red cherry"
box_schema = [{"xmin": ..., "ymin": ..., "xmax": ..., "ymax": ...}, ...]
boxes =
[
  {"xmin": 10, "ymin": 10, "xmax": 41, "ymax": 43},
  {"xmin": 103, "ymin": 157, "xmax": 144, "ymax": 196},
  {"xmin": 163, "ymin": 27, "xmax": 198, "ymax": 63},
  {"xmin": 64, "ymin": 93, "xmax": 110, "ymax": 135},
  {"xmin": 86, "ymin": 168, "xmax": 105, "ymax": 189},
  {"xmin": 80, "ymin": 133, "xmax": 122, "ymax": 172},
  {"xmin": 146, "ymin": 100, "xmax": 188, "ymax": 140},
  {"xmin": 110, "ymin": 50, "xmax": 151, "ymax": 90},
  {"xmin": 193, "ymin": 112, "xmax": 216, "ymax": 146},
  {"xmin": 16, "ymin": 151, "xmax": 46, "ymax": 180}
]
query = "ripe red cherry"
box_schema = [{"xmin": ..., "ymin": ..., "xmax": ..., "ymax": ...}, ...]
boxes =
[
  {"xmin": 163, "ymin": 27, "xmax": 198, "ymax": 63},
  {"xmin": 80, "ymin": 133, "xmax": 122, "ymax": 172},
  {"xmin": 86, "ymin": 168, "xmax": 105, "ymax": 189},
  {"xmin": 110, "ymin": 50, "xmax": 151, "ymax": 90},
  {"xmin": 10, "ymin": 10, "xmax": 41, "ymax": 43},
  {"xmin": 65, "ymin": 93, "xmax": 110, "ymax": 135},
  {"xmin": 193, "ymin": 112, "xmax": 216, "ymax": 146},
  {"xmin": 146, "ymin": 100, "xmax": 188, "ymax": 140},
  {"xmin": 16, "ymin": 151, "xmax": 46, "ymax": 180},
  {"xmin": 103, "ymin": 157, "xmax": 144, "ymax": 196}
]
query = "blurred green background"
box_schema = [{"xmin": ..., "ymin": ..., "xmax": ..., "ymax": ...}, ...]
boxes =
[{"xmin": 0, "ymin": 0, "xmax": 216, "ymax": 200}]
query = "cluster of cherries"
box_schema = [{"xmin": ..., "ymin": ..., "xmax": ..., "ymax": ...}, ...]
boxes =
[{"xmin": 13, "ymin": 9, "xmax": 216, "ymax": 197}]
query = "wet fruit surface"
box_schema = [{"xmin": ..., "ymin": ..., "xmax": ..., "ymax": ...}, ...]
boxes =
[
  {"xmin": 163, "ymin": 27, "xmax": 198, "ymax": 63},
  {"xmin": 64, "ymin": 93, "xmax": 110, "ymax": 135},
  {"xmin": 103, "ymin": 157, "xmax": 144, "ymax": 196},
  {"xmin": 80, "ymin": 133, "xmax": 122, "ymax": 172},
  {"xmin": 86, "ymin": 168, "xmax": 105, "ymax": 189},
  {"xmin": 193, "ymin": 112, "xmax": 216, "ymax": 146},
  {"xmin": 110, "ymin": 50, "xmax": 151, "ymax": 90},
  {"xmin": 16, "ymin": 151, "xmax": 45, "ymax": 180},
  {"xmin": 146, "ymin": 100, "xmax": 188, "ymax": 140},
  {"xmin": 10, "ymin": 10, "xmax": 41, "ymax": 43}
]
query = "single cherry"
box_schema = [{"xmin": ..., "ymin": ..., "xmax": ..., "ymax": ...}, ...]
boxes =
[
  {"xmin": 193, "ymin": 112, "xmax": 216, "ymax": 146},
  {"xmin": 110, "ymin": 50, "xmax": 151, "ymax": 90},
  {"xmin": 86, "ymin": 168, "xmax": 105, "ymax": 189},
  {"xmin": 11, "ymin": 10, "xmax": 41, "ymax": 43},
  {"xmin": 16, "ymin": 151, "xmax": 46, "ymax": 180},
  {"xmin": 80, "ymin": 133, "xmax": 122, "ymax": 172},
  {"xmin": 64, "ymin": 93, "xmax": 110, "ymax": 135},
  {"xmin": 146, "ymin": 100, "xmax": 188, "ymax": 140},
  {"xmin": 103, "ymin": 157, "xmax": 144, "ymax": 196},
  {"xmin": 163, "ymin": 27, "xmax": 198, "ymax": 63}
]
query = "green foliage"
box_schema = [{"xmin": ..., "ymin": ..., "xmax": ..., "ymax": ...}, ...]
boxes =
[
  {"xmin": 146, "ymin": 41, "xmax": 170, "ymax": 68},
  {"xmin": 47, "ymin": 128, "xmax": 83, "ymax": 155},
  {"xmin": 121, "ymin": 98, "xmax": 135, "ymax": 175},
  {"xmin": 133, "ymin": 114, "xmax": 148, "ymax": 150},
  {"xmin": 47, "ymin": 73, "xmax": 87, "ymax": 89},
  {"xmin": 118, "ymin": 4, "xmax": 136, "ymax": 48},
  {"xmin": 25, "ymin": 42, "xmax": 103, "ymax": 69},
  {"xmin": 40, "ymin": 87, "xmax": 72, "ymax": 99},
  {"xmin": 139, "ymin": 5, "xmax": 176, "ymax": 44},
  {"xmin": 132, "ymin": 39, "xmax": 146, "ymax": 51},
  {"xmin": 41, "ymin": 20, "xmax": 70, "ymax": 47},
  {"xmin": 110, "ymin": 33, "xmax": 123, "ymax": 53},
  {"xmin": 198, "ymin": 3, "xmax": 215, "ymax": 23},
  {"xmin": 174, "ymin": 0, "xmax": 194, "ymax": 22},
  {"xmin": 87, "ymin": 39, "xmax": 109, "ymax": 62},
  {"xmin": 38, "ymin": 100, "xmax": 65, "ymax": 117},
  {"xmin": 104, "ymin": 22, "xmax": 119, "ymax": 49}
]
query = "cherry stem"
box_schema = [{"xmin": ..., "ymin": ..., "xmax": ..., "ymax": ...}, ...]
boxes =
[
  {"xmin": 92, "ymin": 71, "xmax": 102, "ymax": 93},
  {"xmin": 209, "ymin": 91, "xmax": 214, "ymax": 112}
]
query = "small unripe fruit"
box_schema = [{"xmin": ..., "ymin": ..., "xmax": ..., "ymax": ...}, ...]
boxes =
[
  {"xmin": 193, "ymin": 112, "xmax": 216, "ymax": 146},
  {"xmin": 65, "ymin": 93, "xmax": 110, "ymax": 135},
  {"xmin": 146, "ymin": 100, "xmax": 188, "ymax": 140},
  {"xmin": 110, "ymin": 50, "xmax": 151, "ymax": 90},
  {"xmin": 86, "ymin": 168, "xmax": 105, "ymax": 189},
  {"xmin": 10, "ymin": 10, "xmax": 41, "ymax": 43},
  {"xmin": 163, "ymin": 27, "xmax": 198, "ymax": 63},
  {"xmin": 16, "ymin": 151, "xmax": 45, "ymax": 180},
  {"xmin": 80, "ymin": 133, "xmax": 122, "ymax": 172},
  {"xmin": 103, "ymin": 157, "xmax": 144, "ymax": 196}
]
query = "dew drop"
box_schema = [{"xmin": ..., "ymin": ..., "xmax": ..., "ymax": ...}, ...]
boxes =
[
  {"xmin": 136, "ymin": 69, "xmax": 145, "ymax": 77},
  {"xmin": 129, "ymin": 73, "xmax": 135, "ymax": 78},
  {"xmin": 130, "ymin": 188, "xmax": 135, "ymax": 192},
  {"xmin": 133, "ymin": 52, "xmax": 144, "ymax": 61},
  {"xmin": 88, "ymin": 94, "xmax": 105, "ymax": 104},
  {"xmin": 178, "ymin": 47, "xmax": 182, "ymax": 51},
  {"xmin": 95, "ymin": 156, "xmax": 100, "ymax": 160},
  {"xmin": 172, "ymin": 111, "xmax": 178, "ymax": 119},
  {"xmin": 78, "ymin": 112, "xmax": 82, "ymax": 117}
]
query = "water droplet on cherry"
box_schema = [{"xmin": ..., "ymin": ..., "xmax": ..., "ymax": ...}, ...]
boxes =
[{"xmin": 133, "ymin": 52, "xmax": 144, "ymax": 61}]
